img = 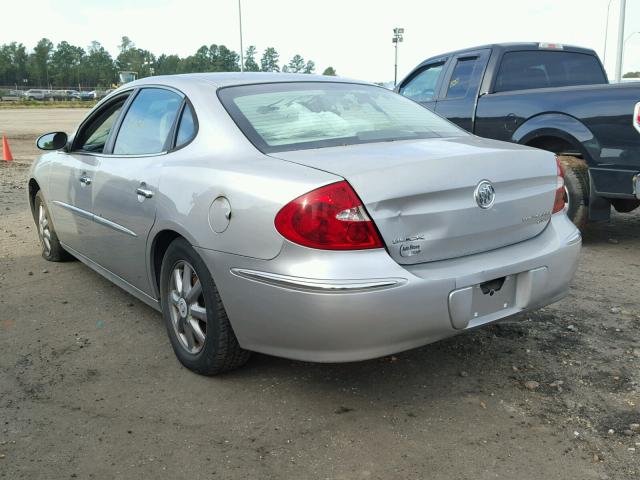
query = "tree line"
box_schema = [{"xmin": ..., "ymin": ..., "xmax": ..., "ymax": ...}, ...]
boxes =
[{"xmin": 0, "ymin": 36, "xmax": 337, "ymax": 89}]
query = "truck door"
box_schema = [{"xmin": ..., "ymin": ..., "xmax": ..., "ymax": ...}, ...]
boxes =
[
  {"xmin": 434, "ymin": 49, "xmax": 490, "ymax": 132},
  {"xmin": 397, "ymin": 60, "xmax": 447, "ymax": 112}
]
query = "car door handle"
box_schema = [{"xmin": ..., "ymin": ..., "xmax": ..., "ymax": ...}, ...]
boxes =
[
  {"xmin": 136, "ymin": 187, "xmax": 153, "ymax": 199},
  {"xmin": 79, "ymin": 175, "xmax": 92, "ymax": 186}
]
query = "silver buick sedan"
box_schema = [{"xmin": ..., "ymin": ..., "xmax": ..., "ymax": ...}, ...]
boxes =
[{"xmin": 29, "ymin": 73, "xmax": 581, "ymax": 375}]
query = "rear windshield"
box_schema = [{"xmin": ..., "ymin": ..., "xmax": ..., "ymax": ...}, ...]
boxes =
[
  {"xmin": 495, "ymin": 51, "xmax": 607, "ymax": 92},
  {"xmin": 218, "ymin": 82, "xmax": 466, "ymax": 153}
]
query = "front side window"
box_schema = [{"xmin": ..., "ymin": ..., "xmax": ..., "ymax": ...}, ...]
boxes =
[
  {"xmin": 113, "ymin": 88, "xmax": 182, "ymax": 155},
  {"xmin": 399, "ymin": 62, "xmax": 445, "ymax": 102},
  {"xmin": 75, "ymin": 96, "xmax": 128, "ymax": 153},
  {"xmin": 218, "ymin": 82, "xmax": 466, "ymax": 153},
  {"xmin": 495, "ymin": 51, "xmax": 607, "ymax": 93}
]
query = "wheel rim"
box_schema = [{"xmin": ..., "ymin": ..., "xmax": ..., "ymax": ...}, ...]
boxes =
[
  {"xmin": 168, "ymin": 260, "xmax": 207, "ymax": 354},
  {"xmin": 563, "ymin": 185, "xmax": 571, "ymax": 213},
  {"xmin": 38, "ymin": 203, "xmax": 52, "ymax": 256}
]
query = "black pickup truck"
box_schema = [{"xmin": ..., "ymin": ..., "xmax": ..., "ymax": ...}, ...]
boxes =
[{"xmin": 397, "ymin": 42, "xmax": 640, "ymax": 227}]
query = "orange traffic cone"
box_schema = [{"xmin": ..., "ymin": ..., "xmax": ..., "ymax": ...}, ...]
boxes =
[{"xmin": 2, "ymin": 134, "xmax": 13, "ymax": 161}]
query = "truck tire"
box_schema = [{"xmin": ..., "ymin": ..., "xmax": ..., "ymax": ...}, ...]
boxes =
[{"xmin": 557, "ymin": 155, "xmax": 589, "ymax": 230}]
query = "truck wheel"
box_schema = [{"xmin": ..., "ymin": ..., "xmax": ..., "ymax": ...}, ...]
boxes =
[{"xmin": 557, "ymin": 156, "xmax": 589, "ymax": 230}]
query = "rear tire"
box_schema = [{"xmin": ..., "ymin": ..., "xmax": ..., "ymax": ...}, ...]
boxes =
[
  {"xmin": 558, "ymin": 155, "xmax": 589, "ymax": 230},
  {"xmin": 34, "ymin": 191, "xmax": 72, "ymax": 262},
  {"xmin": 160, "ymin": 238, "xmax": 250, "ymax": 375}
]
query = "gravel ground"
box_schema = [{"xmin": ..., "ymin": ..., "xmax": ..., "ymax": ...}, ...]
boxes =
[{"xmin": 0, "ymin": 109, "xmax": 639, "ymax": 480}]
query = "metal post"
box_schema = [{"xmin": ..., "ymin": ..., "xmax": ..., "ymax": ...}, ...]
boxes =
[
  {"xmin": 392, "ymin": 28, "xmax": 404, "ymax": 87},
  {"xmin": 239, "ymin": 0, "xmax": 244, "ymax": 72},
  {"xmin": 394, "ymin": 40, "xmax": 398, "ymax": 86},
  {"xmin": 603, "ymin": 0, "xmax": 613, "ymax": 65},
  {"xmin": 614, "ymin": 0, "xmax": 626, "ymax": 82}
]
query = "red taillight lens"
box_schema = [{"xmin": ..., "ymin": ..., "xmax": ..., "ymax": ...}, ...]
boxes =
[
  {"xmin": 634, "ymin": 102, "xmax": 640, "ymax": 133},
  {"xmin": 274, "ymin": 181, "xmax": 384, "ymax": 250},
  {"xmin": 552, "ymin": 157, "xmax": 566, "ymax": 214}
]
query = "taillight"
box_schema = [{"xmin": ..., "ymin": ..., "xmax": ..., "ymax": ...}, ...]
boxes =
[
  {"xmin": 634, "ymin": 102, "xmax": 640, "ymax": 133},
  {"xmin": 552, "ymin": 157, "xmax": 566, "ymax": 214},
  {"xmin": 274, "ymin": 181, "xmax": 384, "ymax": 250}
]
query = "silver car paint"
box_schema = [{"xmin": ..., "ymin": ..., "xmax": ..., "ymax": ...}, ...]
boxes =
[{"xmin": 29, "ymin": 73, "xmax": 581, "ymax": 362}]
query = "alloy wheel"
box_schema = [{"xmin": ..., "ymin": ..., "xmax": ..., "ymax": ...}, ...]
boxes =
[
  {"xmin": 168, "ymin": 260, "xmax": 207, "ymax": 354},
  {"xmin": 38, "ymin": 203, "xmax": 52, "ymax": 257}
]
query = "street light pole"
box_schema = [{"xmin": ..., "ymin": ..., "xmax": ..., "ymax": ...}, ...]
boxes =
[
  {"xmin": 614, "ymin": 0, "xmax": 626, "ymax": 82},
  {"xmin": 239, "ymin": 0, "xmax": 244, "ymax": 72},
  {"xmin": 392, "ymin": 27, "xmax": 404, "ymax": 87},
  {"xmin": 603, "ymin": 0, "xmax": 614, "ymax": 65}
]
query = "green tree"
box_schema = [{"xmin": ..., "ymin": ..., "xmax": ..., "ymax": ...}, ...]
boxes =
[
  {"xmin": 156, "ymin": 54, "xmax": 181, "ymax": 75},
  {"xmin": 81, "ymin": 41, "xmax": 116, "ymax": 87},
  {"xmin": 322, "ymin": 66, "xmax": 337, "ymax": 76},
  {"xmin": 116, "ymin": 37, "xmax": 156, "ymax": 78},
  {"xmin": 285, "ymin": 54, "xmax": 305, "ymax": 73},
  {"xmin": 244, "ymin": 45, "xmax": 260, "ymax": 71},
  {"xmin": 118, "ymin": 36, "xmax": 134, "ymax": 54},
  {"xmin": 50, "ymin": 41, "xmax": 85, "ymax": 87},
  {"xmin": 303, "ymin": 60, "xmax": 315, "ymax": 74},
  {"xmin": 623, "ymin": 71, "xmax": 640, "ymax": 78},
  {"xmin": 260, "ymin": 47, "xmax": 280, "ymax": 72},
  {"xmin": 30, "ymin": 38, "xmax": 54, "ymax": 86},
  {"xmin": 0, "ymin": 42, "xmax": 28, "ymax": 85}
]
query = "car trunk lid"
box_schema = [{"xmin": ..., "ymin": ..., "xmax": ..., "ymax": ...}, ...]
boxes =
[{"xmin": 270, "ymin": 136, "xmax": 557, "ymax": 264}]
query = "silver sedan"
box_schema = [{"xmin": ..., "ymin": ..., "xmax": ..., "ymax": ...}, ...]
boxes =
[{"xmin": 29, "ymin": 73, "xmax": 581, "ymax": 375}]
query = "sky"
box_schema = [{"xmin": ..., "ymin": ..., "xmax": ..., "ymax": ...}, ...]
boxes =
[{"xmin": 1, "ymin": 0, "xmax": 639, "ymax": 82}]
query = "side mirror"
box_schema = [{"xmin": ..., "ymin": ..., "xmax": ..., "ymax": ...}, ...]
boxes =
[{"xmin": 36, "ymin": 132, "xmax": 68, "ymax": 151}]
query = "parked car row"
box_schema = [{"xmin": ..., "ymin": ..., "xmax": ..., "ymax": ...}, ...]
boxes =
[{"xmin": 0, "ymin": 89, "xmax": 113, "ymax": 101}]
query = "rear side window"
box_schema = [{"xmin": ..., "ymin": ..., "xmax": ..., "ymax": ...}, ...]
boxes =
[
  {"xmin": 175, "ymin": 103, "xmax": 196, "ymax": 147},
  {"xmin": 113, "ymin": 88, "xmax": 182, "ymax": 155},
  {"xmin": 399, "ymin": 62, "xmax": 445, "ymax": 102},
  {"xmin": 446, "ymin": 57, "xmax": 478, "ymax": 98},
  {"xmin": 495, "ymin": 51, "xmax": 606, "ymax": 93}
]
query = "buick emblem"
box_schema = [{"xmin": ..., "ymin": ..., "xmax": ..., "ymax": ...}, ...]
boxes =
[{"xmin": 474, "ymin": 180, "xmax": 495, "ymax": 209}]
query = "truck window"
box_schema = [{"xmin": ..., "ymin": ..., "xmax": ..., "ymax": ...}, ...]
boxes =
[
  {"xmin": 399, "ymin": 62, "xmax": 445, "ymax": 102},
  {"xmin": 446, "ymin": 57, "xmax": 478, "ymax": 98},
  {"xmin": 494, "ymin": 51, "xmax": 606, "ymax": 93}
]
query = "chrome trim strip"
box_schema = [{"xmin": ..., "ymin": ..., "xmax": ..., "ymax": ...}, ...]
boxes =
[
  {"xmin": 52, "ymin": 200, "xmax": 93, "ymax": 220},
  {"xmin": 52, "ymin": 200, "xmax": 136, "ymax": 237},
  {"xmin": 93, "ymin": 214, "xmax": 137, "ymax": 237},
  {"xmin": 230, "ymin": 268, "xmax": 406, "ymax": 293},
  {"xmin": 633, "ymin": 173, "xmax": 639, "ymax": 200}
]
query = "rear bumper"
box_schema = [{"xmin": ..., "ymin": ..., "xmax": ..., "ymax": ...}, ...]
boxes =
[{"xmin": 197, "ymin": 214, "xmax": 581, "ymax": 362}]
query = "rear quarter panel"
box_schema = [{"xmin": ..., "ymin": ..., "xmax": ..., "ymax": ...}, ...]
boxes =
[{"xmin": 149, "ymin": 83, "xmax": 340, "ymax": 261}]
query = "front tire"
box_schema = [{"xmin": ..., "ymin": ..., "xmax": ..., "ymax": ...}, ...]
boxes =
[
  {"xmin": 558, "ymin": 155, "xmax": 589, "ymax": 230},
  {"xmin": 34, "ymin": 191, "xmax": 72, "ymax": 261},
  {"xmin": 160, "ymin": 238, "xmax": 250, "ymax": 375}
]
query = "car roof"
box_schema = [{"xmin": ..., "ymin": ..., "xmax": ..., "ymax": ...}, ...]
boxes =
[
  {"xmin": 124, "ymin": 72, "xmax": 370, "ymax": 90},
  {"xmin": 414, "ymin": 42, "xmax": 597, "ymax": 67}
]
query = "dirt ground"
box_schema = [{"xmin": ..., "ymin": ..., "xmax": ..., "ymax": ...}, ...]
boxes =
[{"xmin": 0, "ymin": 108, "xmax": 639, "ymax": 480}]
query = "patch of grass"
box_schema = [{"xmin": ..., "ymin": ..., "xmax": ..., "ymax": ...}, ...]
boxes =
[{"xmin": 0, "ymin": 100, "xmax": 95, "ymax": 109}]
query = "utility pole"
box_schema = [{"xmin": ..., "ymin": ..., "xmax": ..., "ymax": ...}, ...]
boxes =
[
  {"xmin": 239, "ymin": 0, "xmax": 244, "ymax": 72},
  {"xmin": 614, "ymin": 0, "xmax": 626, "ymax": 82},
  {"xmin": 392, "ymin": 27, "xmax": 404, "ymax": 87}
]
